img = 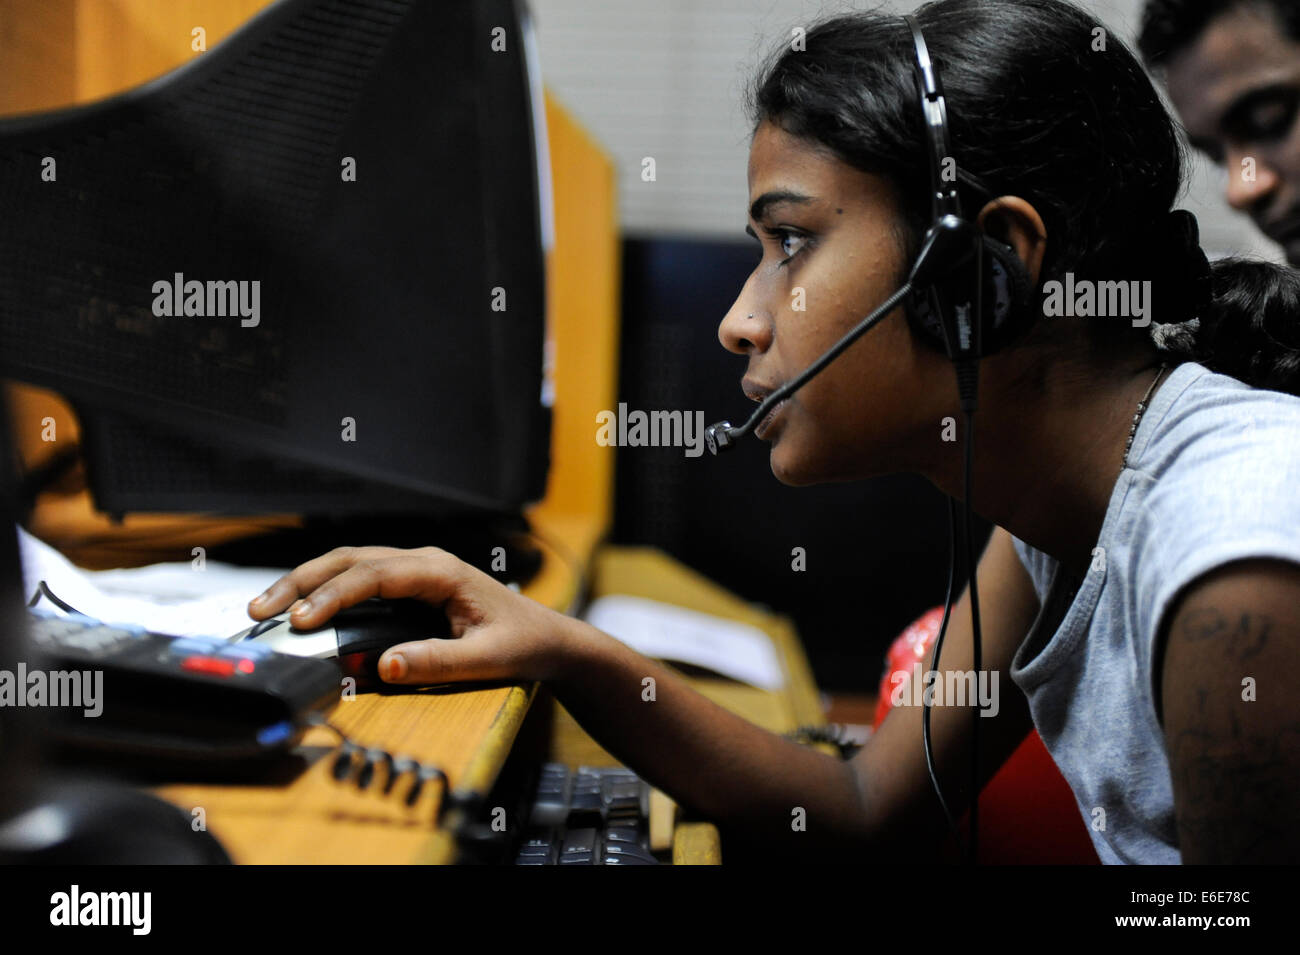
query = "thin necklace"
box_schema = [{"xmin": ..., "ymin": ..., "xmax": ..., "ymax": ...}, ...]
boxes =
[{"xmin": 1122, "ymin": 363, "xmax": 1169, "ymax": 472}]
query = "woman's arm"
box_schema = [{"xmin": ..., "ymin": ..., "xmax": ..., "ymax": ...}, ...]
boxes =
[
  {"xmin": 248, "ymin": 529, "xmax": 1042, "ymax": 855},
  {"xmin": 551, "ymin": 522, "xmax": 1039, "ymax": 856},
  {"xmin": 843, "ymin": 525, "xmax": 1043, "ymax": 853},
  {"xmin": 1160, "ymin": 558, "xmax": 1300, "ymax": 863}
]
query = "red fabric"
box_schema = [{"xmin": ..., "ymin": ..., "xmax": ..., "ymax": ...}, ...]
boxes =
[{"xmin": 875, "ymin": 607, "xmax": 1100, "ymax": 864}]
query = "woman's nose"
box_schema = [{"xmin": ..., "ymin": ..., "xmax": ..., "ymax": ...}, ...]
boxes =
[{"xmin": 718, "ymin": 298, "xmax": 772, "ymax": 355}]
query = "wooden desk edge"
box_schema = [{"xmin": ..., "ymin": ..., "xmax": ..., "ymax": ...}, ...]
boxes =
[
  {"xmin": 414, "ymin": 681, "xmax": 540, "ymax": 864},
  {"xmin": 672, "ymin": 822, "xmax": 722, "ymax": 865}
]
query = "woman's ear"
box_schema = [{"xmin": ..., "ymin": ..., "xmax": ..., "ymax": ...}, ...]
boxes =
[{"xmin": 977, "ymin": 197, "xmax": 1047, "ymax": 286}]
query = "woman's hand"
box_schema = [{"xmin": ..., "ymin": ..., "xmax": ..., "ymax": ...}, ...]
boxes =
[{"xmin": 245, "ymin": 545, "xmax": 578, "ymax": 685}]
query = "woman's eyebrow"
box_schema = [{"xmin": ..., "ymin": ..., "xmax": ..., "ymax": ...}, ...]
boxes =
[{"xmin": 749, "ymin": 189, "xmax": 815, "ymax": 222}]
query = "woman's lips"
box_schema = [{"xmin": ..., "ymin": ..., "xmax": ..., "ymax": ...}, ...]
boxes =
[
  {"xmin": 742, "ymin": 378, "xmax": 789, "ymax": 440},
  {"xmin": 754, "ymin": 397, "xmax": 789, "ymax": 440}
]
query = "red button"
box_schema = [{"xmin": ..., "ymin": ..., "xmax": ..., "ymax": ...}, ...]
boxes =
[
  {"xmin": 181, "ymin": 655, "xmax": 236, "ymax": 677},
  {"xmin": 236, "ymin": 659, "xmax": 255, "ymax": 674}
]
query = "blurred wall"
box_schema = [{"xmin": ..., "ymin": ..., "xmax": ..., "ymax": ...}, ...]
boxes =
[{"xmin": 531, "ymin": 0, "xmax": 1283, "ymax": 261}]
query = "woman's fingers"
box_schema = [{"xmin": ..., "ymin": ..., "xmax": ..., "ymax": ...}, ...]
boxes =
[
  {"xmin": 246, "ymin": 546, "xmax": 460, "ymax": 626},
  {"xmin": 245, "ymin": 543, "xmax": 572, "ymax": 686},
  {"xmin": 248, "ymin": 546, "xmax": 383, "ymax": 616},
  {"xmin": 290, "ymin": 554, "xmax": 467, "ymax": 629}
]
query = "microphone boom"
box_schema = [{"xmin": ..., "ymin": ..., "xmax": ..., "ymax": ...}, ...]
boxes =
[{"xmin": 706, "ymin": 281, "xmax": 914, "ymax": 453}]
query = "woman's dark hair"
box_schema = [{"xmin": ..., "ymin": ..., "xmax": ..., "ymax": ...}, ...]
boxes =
[{"xmin": 747, "ymin": 0, "xmax": 1300, "ymax": 395}]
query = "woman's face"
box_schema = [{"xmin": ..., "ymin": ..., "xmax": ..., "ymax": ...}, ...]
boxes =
[{"xmin": 719, "ymin": 119, "xmax": 944, "ymax": 485}]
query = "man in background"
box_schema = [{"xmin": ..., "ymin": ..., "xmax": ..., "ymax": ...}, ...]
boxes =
[{"xmin": 1140, "ymin": 0, "xmax": 1300, "ymax": 264}]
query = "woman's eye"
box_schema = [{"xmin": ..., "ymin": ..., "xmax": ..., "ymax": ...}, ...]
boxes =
[
  {"xmin": 749, "ymin": 226, "xmax": 811, "ymax": 266},
  {"xmin": 769, "ymin": 229, "xmax": 808, "ymax": 261},
  {"xmin": 779, "ymin": 232, "xmax": 805, "ymax": 258}
]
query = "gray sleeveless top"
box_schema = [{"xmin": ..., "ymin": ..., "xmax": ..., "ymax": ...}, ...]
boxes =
[{"xmin": 1009, "ymin": 361, "xmax": 1300, "ymax": 864}]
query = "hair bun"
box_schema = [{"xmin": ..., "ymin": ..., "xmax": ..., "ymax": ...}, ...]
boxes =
[{"xmin": 1152, "ymin": 209, "xmax": 1213, "ymax": 324}]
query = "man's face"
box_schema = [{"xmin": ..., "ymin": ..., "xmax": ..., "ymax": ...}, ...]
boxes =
[{"xmin": 1165, "ymin": 6, "xmax": 1300, "ymax": 263}]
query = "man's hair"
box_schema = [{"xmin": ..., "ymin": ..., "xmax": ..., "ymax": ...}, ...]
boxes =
[{"xmin": 1139, "ymin": 0, "xmax": 1300, "ymax": 67}]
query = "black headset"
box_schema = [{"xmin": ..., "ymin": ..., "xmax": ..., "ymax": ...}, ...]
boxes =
[
  {"xmin": 901, "ymin": 14, "xmax": 1035, "ymax": 365},
  {"xmin": 903, "ymin": 13, "xmax": 1010, "ymax": 866}
]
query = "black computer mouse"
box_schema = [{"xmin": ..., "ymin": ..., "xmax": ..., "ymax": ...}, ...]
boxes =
[{"xmin": 233, "ymin": 597, "xmax": 453, "ymax": 681}]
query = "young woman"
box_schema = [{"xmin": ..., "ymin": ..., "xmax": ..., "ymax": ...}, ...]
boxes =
[{"xmin": 247, "ymin": 0, "xmax": 1300, "ymax": 863}]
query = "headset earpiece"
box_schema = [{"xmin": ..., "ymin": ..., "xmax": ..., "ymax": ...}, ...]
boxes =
[
  {"xmin": 905, "ymin": 233, "xmax": 1034, "ymax": 358},
  {"xmin": 979, "ymin": 233, "xmax": 1035, "ymax": 349}
]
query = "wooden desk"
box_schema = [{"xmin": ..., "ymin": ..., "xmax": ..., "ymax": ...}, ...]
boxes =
[
  {"xmin": 152, "ymin": 523, "xmax": 585, "ymax": 865},
  {"xmin": 148, "ymin": 543, "xmax": 825, "ymax": 865}
]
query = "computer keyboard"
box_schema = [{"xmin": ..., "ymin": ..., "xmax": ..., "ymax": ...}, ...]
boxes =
[{"xmin": 515, "ymin": 763, "xmax": 660, "ymax": 865}]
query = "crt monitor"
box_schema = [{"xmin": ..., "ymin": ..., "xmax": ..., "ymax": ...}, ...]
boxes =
[{"xmin": 0, "ymin": 0, "xmax": 553, "ymax": 520}]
